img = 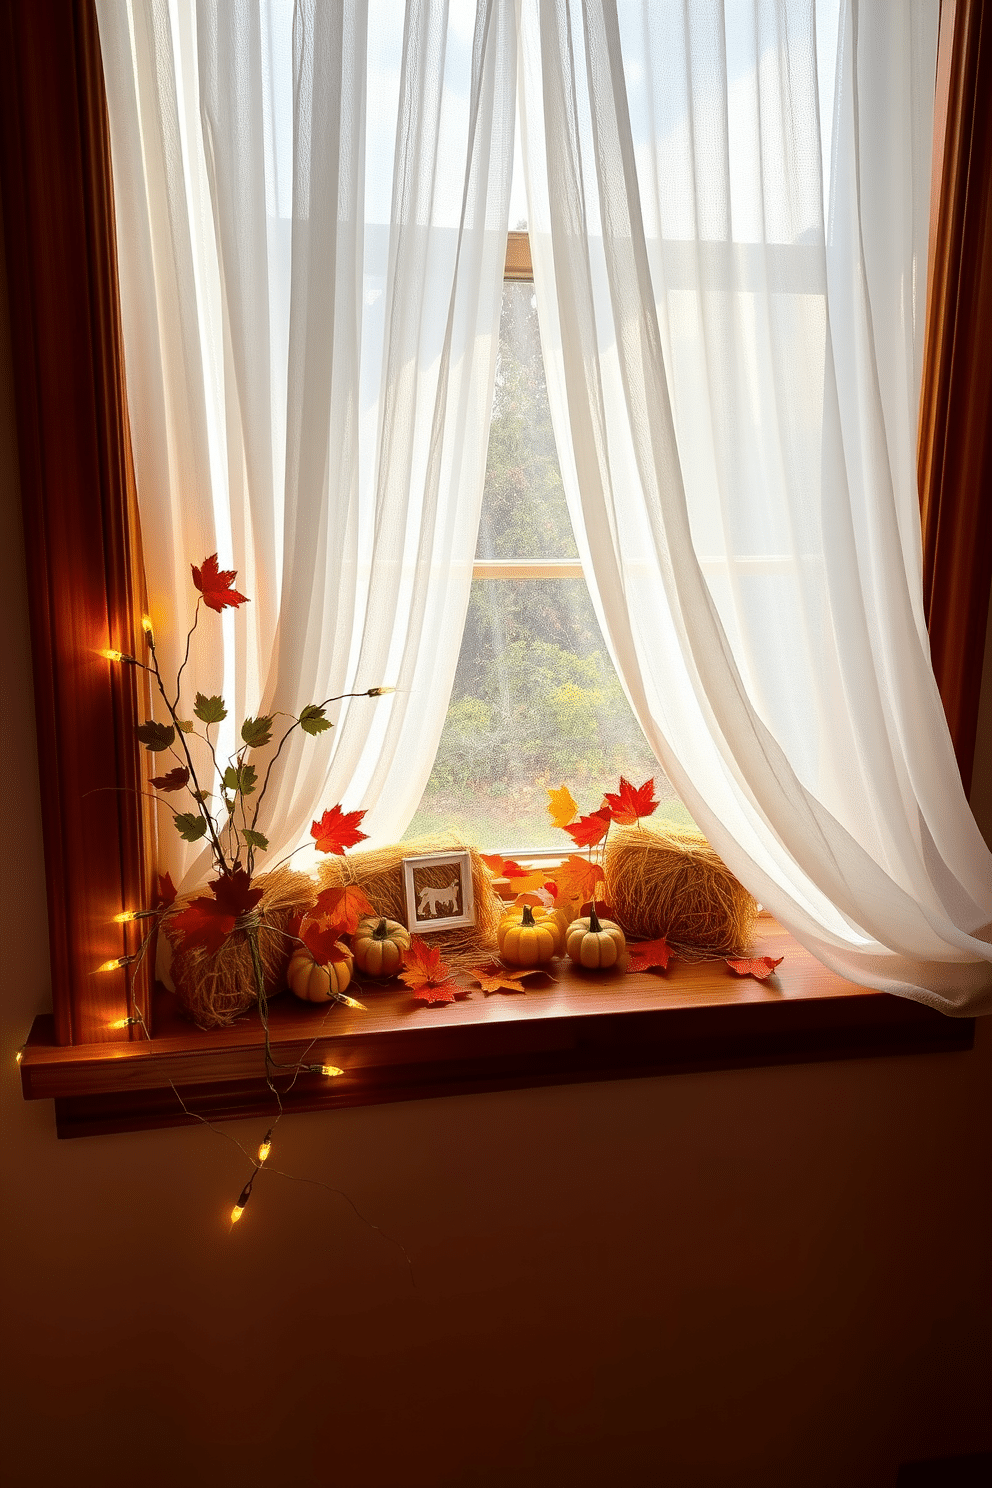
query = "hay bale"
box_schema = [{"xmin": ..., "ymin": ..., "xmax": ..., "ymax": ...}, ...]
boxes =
[
  {"xmin": 164, "ymin": 865, "xmax": 313, "ymax": 1029},
  {"xmin": 603, "ymin": 824, "xmax": 756, "ymax": 957},
  {"xmin": 318, "ymin": 835, "xmax": 501, "ymax": 966}
]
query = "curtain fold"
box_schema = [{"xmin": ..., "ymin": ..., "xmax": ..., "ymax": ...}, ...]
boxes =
[
  {"xmin": 520, "ymin": 0, "xmax": 992, "ymax": 1013},
  {"xmin": 95, "ymin": 0, "xmax": 515, "ymax": 881}
]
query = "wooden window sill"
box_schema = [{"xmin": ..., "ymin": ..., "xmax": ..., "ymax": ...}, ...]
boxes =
[{"xmin": 19, "ymin": 915, "xmax": 974, "ymax": 1138}]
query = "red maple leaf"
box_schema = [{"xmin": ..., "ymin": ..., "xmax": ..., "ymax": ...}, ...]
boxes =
[
  {"xmin": 156, "ymin": 872, "xmax": 177, "ymax": 909},
  {"xmin": 310, "ymin": 804, "xmax": 368, "ymax": 855},
  {"xmin": 169, "ymin": 870, "xmax": 262, "ymax": 957},
  {"xmin": 580, "ymin": 899, "xmax": 617, "ymax": 921},
  {"xmin": 191, "ymin": 553, "xmax": 249, "ymax": 612},
  {"xmin": 399, "ymin": 938, "xmax": 458, "ymax": 1003},
  {"xmin": 299, "ymin": 918, "xmax": 352, "ymax": 966},
  {"xmin": 726, "ymin": 955, "xmax": 784, "ymax": 981},
  {"xmin": 602, "ymin": 776, "xmax": 658, "ymax": 825},
  {"xmin": 311, "ymin": 883, "xmax": 375, "ymax": 936},
  {"xmin": 564, "ymin": 810, "xmax": 612, "ymax": 849},
  {"xmin": 150, "ymin": 765, "xmax": 190, "ymax": 792},
  {"xmin": 626, "ymin": 936, "xmax": 673, "ymax": 974}
]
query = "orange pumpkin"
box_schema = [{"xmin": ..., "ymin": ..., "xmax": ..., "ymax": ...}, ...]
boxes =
[
  {"xmin": 497, "ymin": 903, "xmax": 562, "ymax": 966},
  {"xmin": 287, "ymin": 944, "xmax": 354, "ymax": 1002},
  {"xmin": 352, "ymin": 916, "xmax": 411, "ymax": 978}
]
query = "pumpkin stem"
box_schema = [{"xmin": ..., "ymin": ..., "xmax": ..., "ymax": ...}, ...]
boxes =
[
  {"xmin": 588, "ymin": 903, "xmax": 602, "ymax": 933},
  {"xmin": 521, "ymin": 904, "xmax": 536, "ymax": 927},
  {"xmin": 374, "ymin": 917, "xmax": 388, "ymax": 939}
]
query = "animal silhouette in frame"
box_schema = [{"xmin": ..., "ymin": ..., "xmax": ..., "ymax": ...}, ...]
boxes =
[{"xmin": 417, "ymin": 880, "xmax": 460, "ymax": 919}]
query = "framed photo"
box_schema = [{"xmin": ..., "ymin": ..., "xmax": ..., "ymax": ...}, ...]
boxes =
[{"xmin": 402, "ymin": 851, "xmax": 476, "ymax": 934}]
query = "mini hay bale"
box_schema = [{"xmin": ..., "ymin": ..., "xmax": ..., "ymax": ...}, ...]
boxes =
[
  {"xmin": 317, "ymin": 836, "xmax": 502, "ymax": 966},
  {"xmin": 603, "ymin": 824, "xmax": 756, "ymax": 957},
  {"xmin": 164, "ymin": 866, "xmax": 314, "ymax": 1029}
]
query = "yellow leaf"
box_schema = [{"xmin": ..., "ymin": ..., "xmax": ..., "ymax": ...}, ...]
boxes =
[{"xmin": 547, "ymin": 784, "xmax": 579, "ymax": 830}]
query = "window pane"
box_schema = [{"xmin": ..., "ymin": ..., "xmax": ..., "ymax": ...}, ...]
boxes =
[
  {"xmin": 406, "ymin": 277, "xmax": 693, "ymax": 854},
  {"xmin": 407, "ymin": 577, "xmax": 692, "ymax": 851},
  {"xmin": 475, "ymin": 281, "xmax": 577, "ymax": 560}
]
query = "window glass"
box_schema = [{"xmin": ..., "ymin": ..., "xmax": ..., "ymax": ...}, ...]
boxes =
[{"xmin": 406, "ymin": 279, "xmax": 693, "ymax": 853}]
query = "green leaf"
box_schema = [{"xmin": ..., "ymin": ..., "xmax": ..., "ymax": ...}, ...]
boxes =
[
  {"xmin": 176, "ymin": 719, "xmax": 195, "ymax": 734},
  {"xmin": 222, "ymin": 763, "xmax": 258, "ymax": 797},
  {"xmin": 241, "ymin": 715, "xmax": 274, "ymax": 749},
  {"xmin": 299, "ymin": 703, "xmax": 332, "ymax": 736},
  {"xmin": 136, "ymin": 720, "xmax": 175, "ymax": 752},
  {"xmin": 242, "ymin": 829, "xmax": 269, "ymax": 851},
  {"xmin": 174, "ymin": 812, "xmax": 208, "ymax": 842},
  {"xmin": 194, "ymin": 692, "xmax": 227, "ymax": 724}
]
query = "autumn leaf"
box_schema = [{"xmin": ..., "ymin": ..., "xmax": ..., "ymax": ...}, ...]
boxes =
[
  {"xmin": 136, "ymin": 719, "xmax": 176, "ymax": 752},
  {"xmin": 549, "ymin": 854, "xmax": 606, "ymax": 904},
  {"xmin": 191, "ymin": 553, "xmax": 249, "ymax": 612},
  {"xmin": 240, "ymin": 715, "xmax": 273, "ymax": 749},
  {"xmin": 311, "ymin": 883, "xmax": 375, "ymax": 936},
  {"xmin": 299, "ymin": 703, "xmax": 332, "ymax": 736},
  {"xmin": 466, "ymin": 961, "xmax": 547, "ymax": 995},
  {"xmin": 222, "ymin": 763, "xmax": 257, "ymax": 797},
  {"xmin": 170, "ymin": 872, "xmax": 260, "ymax": 957},
  {"xmin": 242, "ymin": 829, "xmax": 268, "ymax": 852},
  {"xmin": 311, "ymin": 804, "xmax": 368, "ymax": 855},
  {"xmin": 399, "ymin": 938, "xmax": 458, "ymax": 1003},
  {"xmin": 580, "ymin": 900, "xmax": 617, "ymax": 921},
  {"xmin": 726, "ymin": 955, "xmax": 784, "ymax": 981},
  {"xmin": 176, "ymin": 719, "xmax": 195, "ymax": 733},
  {"xmin": 150, "ymin": 765, "xmax": 190, "ymax": 791},
  {"xmin": 174, "ymin": 812, "xmax": 208, "ymax": 842},
  {"xmin": 194, "ymin": 693, "xmax": 227, "ymax": 724},
  {"xmin": 299, "ymin": 918, "xmax": 353, "ymax": 967},
  {"xmin": 602, "ymin": 776, "xmax": 659, "ymax": 826},
  {"xmin": 547, "ymin": 784, "xmax": 579, "ymax": 830},
  {"xmin": 564, "ymin": 810, "xmax": 612, "ymax": 849},
  {"xmin": 626, "ymin": 937, "xmax": 673, "ymax": 974},
  {"xmin": 480, "ymin": 853, "xmax": 506, "ymax": 877},
  {"xmin": 156, "ymin": 872, "xmax": 177, "ymax": 909}
]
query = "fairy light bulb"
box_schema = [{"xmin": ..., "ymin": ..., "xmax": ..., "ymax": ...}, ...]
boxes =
[
  {"xmin": 320, "ymin": 1064, "xmax": 343, "ymax": 1078},
  {"xmin": 367, "ymin": 685, "xmax": 394, "ymax": 696},
  {"xmin": 114, "ymin": 910, "xmax": 138, "ymax": 924},
  {"xmin": 15, "ymin": 1049, "xmax": 23, "ymax": 1065},
  {"xmin": 141, "ymin": 614, "xmax": 154, "ymax": 635},
  {"xmin": 257, "ymin": 1132, "xmax": 272, "ymax": 1164},
  {"xmin": 335, "ymin": 992, "xmax": 366, "ymax": 1010},
  {"xmin": 97, "ymin": 956, "xmax": 133, "ymax": 973},
  {"xmin": 231, "ymin": 1179, "xmax": 253, "ymax": 1224},
  {"xmin": 101, "ymin": 648, "xmax": 125, "ymax": 663}
]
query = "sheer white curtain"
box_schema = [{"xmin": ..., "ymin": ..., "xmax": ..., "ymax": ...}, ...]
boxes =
[
  {"xmin": 96, "ymin": 0, "xmax": 515, "ymax": 882},
  {"xmin": 521, "ymin": 0, "xmax": 992, "ymax": 1013}
]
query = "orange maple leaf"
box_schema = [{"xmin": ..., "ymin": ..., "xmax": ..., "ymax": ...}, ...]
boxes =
[
  {"xmin": 191, "ymin": 553, "xmax": 249, "ymax": 612},
  {"xmin": 399, "ymin": 938, "xmax": 458, "ymax": 1003},
  {"xmin": 466, "ymin": 961, "xmax": 547, "ymax": 995},
  {"xmin": 626, "ymin": 936, "xmax": 673, "ymax": 974},
  {"xmin": 726, "ymin": 955, "xmax": 783, "ymax": 980},
  {"xmin": 602, "ymin": 776, "xmax": 658, "ymax": 825},
  {"xmin": 547, "ymin": 784, "xmax": 579, "ymax": 830},
  {"xmin": 480, "ymin": 853, "xmax": 507, "ymax": 877},
  {"xmin": 310, "ymin": 804, "xmax": 368, "ymax": 855},
  {"xmin": 564, "ymin": 810, "xmax": 611, "ymax": 849},
  {"xmin": 549, "ymin": 854, "xmax": 606, "ymax": 905},
  {"xmin": 312, "ymin": 883, "xmax": 375, "ymax": 936}
]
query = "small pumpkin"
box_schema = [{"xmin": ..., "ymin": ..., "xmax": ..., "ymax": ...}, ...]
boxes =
[
  {"xmin": 498, "ymin": 903, "xmax": 561, "ymax": 966},
  {"xmin": 287, "ymin": 944, "xmax": 354, "ymax": 1003},
  {"xmin": 353, "ymin": 916, "xmax": 411, "ymax": 978},
  {"xmin": 565, "ymin": 904, "xmax": 626, "ymax": 969}
]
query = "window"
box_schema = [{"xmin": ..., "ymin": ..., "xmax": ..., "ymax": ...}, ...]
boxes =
[
  {"xmin": 5, "ymin": 1, "xmax": 982, "ymax": 1135},
  {"xmin": 407, "ymin": 241, "xmax": 693, "ymax": 854}
]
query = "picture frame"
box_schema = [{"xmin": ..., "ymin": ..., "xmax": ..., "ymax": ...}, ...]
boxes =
[{"xmin": 401, "ymin": 851, "xmax": 476, "ymax": 934}]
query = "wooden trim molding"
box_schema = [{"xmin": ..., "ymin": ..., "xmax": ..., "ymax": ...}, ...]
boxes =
[
  {"xmin": 0, "ymin": 0, "xmax": 152, "ymax": 1044},
  {"xmin": 18, "ymin": 918, "xmax": 974, "ymax": 1139},
  {"xmin": 918, "ymin": 0, "xmax": 992, "ymax": 794}
]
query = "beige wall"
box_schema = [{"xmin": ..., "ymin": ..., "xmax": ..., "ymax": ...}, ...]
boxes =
[{"xmin": 1, "ymin": 226, "xmax": 989, "ymax": 1488}]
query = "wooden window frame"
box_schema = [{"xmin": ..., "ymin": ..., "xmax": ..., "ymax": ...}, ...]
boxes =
[{"xmin": 3, "ymin": 1, "xmax": 980, "ymax": 1139}]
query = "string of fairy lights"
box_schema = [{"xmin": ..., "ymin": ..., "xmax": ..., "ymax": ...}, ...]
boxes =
[{"xmin": 79, "ymin": 613, "xmax": 401, "ymax": 1240}]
